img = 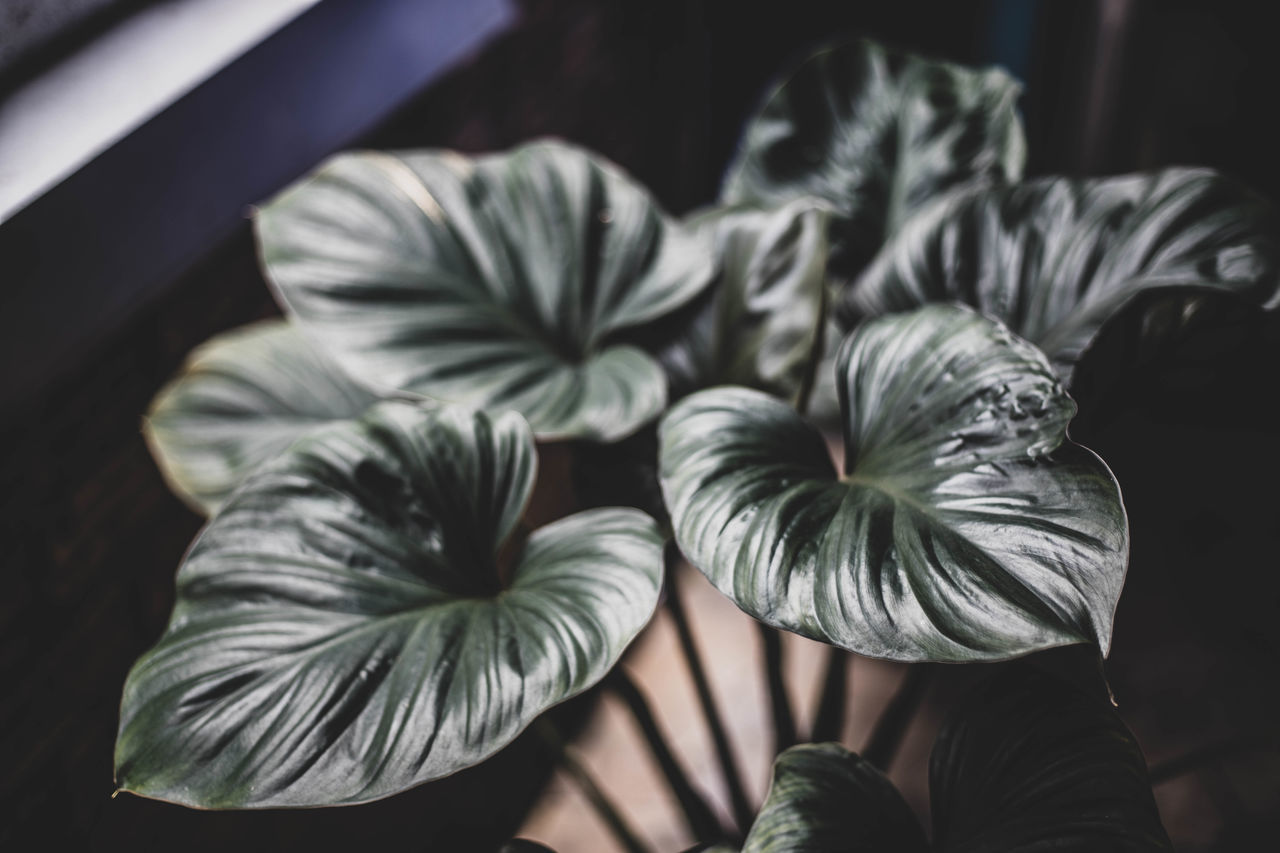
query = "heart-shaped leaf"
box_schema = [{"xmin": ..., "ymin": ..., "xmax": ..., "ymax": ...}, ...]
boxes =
[
  {"xmin": 144, "ymin": 319, "xmax": 384, "ymax": 515},
  {"xmin": 722, "ymin": 38, "xmax": 1025, "ymax": 283},
  {"xmin": 843, "ymin": 168, "xmax": 1280, "ymax": 385},
  {"xmin": 650, "ymin": 200, "xmax": 828, "ymax": 401},
  {"xmin": 931, "ymin": 663, "xmax": 1172, "ymax": 851},
  {"xmin": 258, "ymin": 140, "xmax": 715, "ymax": 443},
  {"xmin": 115, "ymin": 400, "xmax": 664, "ymax": 807},
  {"xmin": 743, "ymin": 743, "xmax": 927, "ymax": 852},
  {"xmin": 659, "ymin": 304, "xmax": 1127, "ymax": 662}
]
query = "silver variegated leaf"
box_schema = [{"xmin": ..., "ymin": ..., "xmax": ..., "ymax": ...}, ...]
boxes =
[
  {"xmin": 258, "ymin": 140, "xmax": 715, "ymax": 442},
  {"xmin": 660, "ymin": 304, "xmax": 1128, "ymax": 662},
  {"xmin": 116, "ymin": 400, "xmax": 664, "ymax": 807},
  {"xmin": 843, "ymin": 168, "xmax": 1280, "ymax": 385},
  {"xmin": 654, "ymin": 200, "xmax": 828, "ymax": 401},
  {"xmin": 722, "ymin": 38, "xmax": 1025, "ymax": 283},
  {"xmin": 144, "ymin": 319, "xmax": 383, "ymax": 515}
]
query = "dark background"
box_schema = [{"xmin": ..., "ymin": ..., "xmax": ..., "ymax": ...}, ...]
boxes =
[{"xmin": 2, "ymin": 0, "xmax": 1278, "ymax": 849}]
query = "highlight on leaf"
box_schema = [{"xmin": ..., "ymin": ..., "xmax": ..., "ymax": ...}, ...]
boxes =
[
  {"xmin": 257, "ymin": 139, "xmax": 717, "ymax": 443},
  {"xmin": 116, "ymin": 399, "xmax": 665, "ymax": 808},
  {"xmin": 843, "ymin": 168, "xmax": 1280, "ymax": 385},
  {"xmin": 143, "ymin": 319, "xmax": 382, "ymax": 515},
  {"xmin": 659, "ymin": 304, "xmax": 1129, "ymax": 662}
]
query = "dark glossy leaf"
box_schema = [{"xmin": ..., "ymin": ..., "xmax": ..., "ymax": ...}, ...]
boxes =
[
  {"xmin": 718, "ymin": 666, "xmax": 1168, "ymax": 851},
  {"xmin": 116, "ymin": 400, "xmax": 664, "ymax": 807},
  {"xmin": 655, "ymin": 200, "xmax": 828, "ymax": 400},
  {"xmin": 660, "ymin": 305, "xmax": 1127, "ymax": 662},
  {"xmin": 843, "ymin": 168, "xmax": 1280, "ymax": 385},
  {"xmin": 258, "ymin": 139, "xmax": 715, "ymax": 442},
  {"xmin": 144, "ymin": 320, "xmax": 383, "ymax": 515},
  {"xmin": 742, "ymin": 743, "xmax": 928, "ymax": 853},
  {"xmin": 931, "ymin": 663, "xmax": 1172, "ymax": 851},
  {"xmin": 722, "ymin": 38, "xmax": 1025, "ymax": 282}
]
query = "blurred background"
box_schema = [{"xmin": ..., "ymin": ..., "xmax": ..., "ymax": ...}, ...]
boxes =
[{"xmin": 2, "ymin": 0, "xmax": 1278, "ymax": 849}]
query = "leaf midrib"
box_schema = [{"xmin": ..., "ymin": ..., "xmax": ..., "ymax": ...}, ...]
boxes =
[
  {"xmin": 842, "ymin": 471, "xmax": 933, "ymax": 516},
  {"xmin": 369, "ymin": 152, "xmax": 604, "ymax": 364}
]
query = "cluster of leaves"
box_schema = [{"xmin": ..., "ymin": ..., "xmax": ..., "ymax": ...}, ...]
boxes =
[
  {"xmin": 120, "ymin": 37, "xmax": 1277, "ymax": 850},
  {"xmin": 699, "ymin": 661, "xmax": 1169, "ymax": 853}
]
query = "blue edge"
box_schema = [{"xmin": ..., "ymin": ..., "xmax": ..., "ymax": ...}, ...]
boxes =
[{"xmin": 0, "ymin": 0, "xmax": 516, "ymax": 410}]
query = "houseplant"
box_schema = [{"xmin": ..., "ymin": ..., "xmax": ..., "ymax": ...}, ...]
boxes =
[{"xmin": 117, "ymin": 38, "xmax": 1278, "ymax": 850}]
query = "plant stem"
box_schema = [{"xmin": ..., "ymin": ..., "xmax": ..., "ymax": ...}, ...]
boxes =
[
  {"xmin": 607, "ymin": 668, "xmax": 726, "ymax": 843},
  {"xmin": 810, "ymin": 646, "xmax": 850, "ymax": 743},
  {"xmin": 793, "ymin": 285, "xmax": 828, "ymax": 417},
  {"xmin": 663, "ymin": 544, "xmax": 754, "ymax": 835},
  {"xmin": 759, "ymin": 623, "xmax": 797, "ymax": 754},
  {"xmin": 760, "ymin": 285, "xmax": 828, "ymax": 755},
  {"xmin": 862, "ymin": 664, "xmax": 932, "ymax": 771},
  {"xmin": 534, "ymin": 719, "xmax": 651, "ymax": 853}
]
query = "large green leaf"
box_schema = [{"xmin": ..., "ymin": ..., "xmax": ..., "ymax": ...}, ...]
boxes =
[
  {"xmin": 843, "ymin": 168, "xmax": 1280, "ymax": 385},
  {"xmin": 659, "ymin": 304, "xmax": 1128, "ymax": 662},
  {"xmin": 722, "ymin": 38, "xmax": 1025, "ymax": 283},
  {"xmin": 743, "ymin": 743, "xmax": 927, "ymax": 853},
  {"xmin": 258, "ymin": 140, "xmax": 715, "ymax": 443},
  {"xmin": 115, "ymin": 400, "xmax": 664, "ymax": 807},
  {"xmin": 930, "ymin": 663, "xmax": 1172, "ymax": 851},
  {"xmin": 651, "ymin": 200, "xmax": 828, "ymax": 400},
  {"xmin": 144, "ymin": 319, "xmax": 383, "ymax": 515}
]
